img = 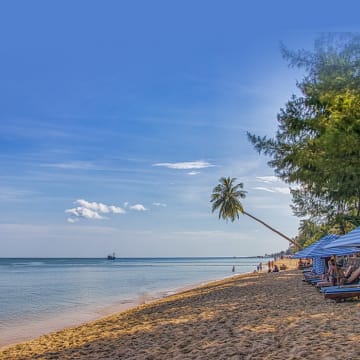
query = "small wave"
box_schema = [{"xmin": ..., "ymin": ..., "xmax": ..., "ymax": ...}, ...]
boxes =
[{"xmin": 11, "ymin": 262, "xmax": 45, "ymax": 267}]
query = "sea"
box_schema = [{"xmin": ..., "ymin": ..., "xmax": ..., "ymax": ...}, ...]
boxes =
[{"xmin": 0, "ymin": 257, "xmax": 269, "ymax": 347}]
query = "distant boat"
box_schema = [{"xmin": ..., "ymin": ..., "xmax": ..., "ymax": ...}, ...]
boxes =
[{"xmin": 107, "ymin": 252, "xmax": 116, "ymax": 260}]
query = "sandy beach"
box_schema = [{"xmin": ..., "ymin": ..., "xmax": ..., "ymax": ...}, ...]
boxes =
[{"xmin": 1, "ymin": 259, "xmax": 360, "ymax": 360}]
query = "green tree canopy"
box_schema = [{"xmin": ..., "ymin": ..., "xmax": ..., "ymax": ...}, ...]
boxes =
[{"xmin": 248, "ymin": 34, "xmax": 360, "ymax": 236}]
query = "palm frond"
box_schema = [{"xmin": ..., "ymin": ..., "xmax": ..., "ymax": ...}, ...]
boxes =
[{"xmin": 210, "ymin": 177, "xmax": 245, "ymax": 222}]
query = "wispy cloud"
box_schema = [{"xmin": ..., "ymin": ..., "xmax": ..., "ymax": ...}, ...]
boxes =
[
  {"xmin": 253, "ymin": 186, "xmax": 290, "ymax": 194},
  {"xmin": 253, "ymin": 186, "xmax": 276, "ymax": 193},
  {"xmin": 188, "ymin": 171, "xmax": 200, "ymax": 176},
  {"xmin": 253, "ymin": 176, "xmax": 290, "ymax": 194},
  {"xmin": 66, "ymin": 199, "xmax": 126, "ymax": 222},
  {"xmin": 0, "ymin": 187, "xmax": 35, "ymax": 201},
  {"xmin": 152, "ymin": 160, "xmax": 215, "ymax": 170},
  {"xmin": 152, "ymin": 202, "xmax": 167, "ymax": 207},
  {"xmin": 41, "ymin": 161, "xmax": 96, "ymax": 170},
  {"xmin": 256, "ymin": 176, "xmax": 280, "ymax": 183}
]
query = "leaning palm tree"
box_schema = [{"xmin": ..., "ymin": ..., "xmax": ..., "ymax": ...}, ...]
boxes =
[{"xmin": 211, "ymin": 177, "xmax": 302, "ymax": 249}]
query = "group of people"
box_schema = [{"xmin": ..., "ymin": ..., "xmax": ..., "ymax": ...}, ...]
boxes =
[
  {"xmin": 233, "ymin": 260, "xmax": 281, "ymax": 274},
  {"xmin": 303, "ymin": 255, "xmax": 360, "ymax": 293},
  {"xmin": 267, "ymin": 260, "xmax": 279, "ymax": 273},
  {"xmin": 315, "ymin": 256, "xmax": 360, "ymax": 287},
  {"xmin": 321, "ymin": 257, "xmax": 347, "ymax": 285}
]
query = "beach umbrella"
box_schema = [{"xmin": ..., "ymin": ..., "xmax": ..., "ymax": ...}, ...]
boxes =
[
  {"xmin": 308, "ymin": 245, "xmax": 359, "ymax": 258},
  {"xmin": 323, "ymin": 226, "xmax": 360, "ymax": 248},
  {"xmin": 292, "ymin": 234, "xmax": 359, "ymax": 259},
  {"xmin": 292, "ymin": 234, "xmax": 339, "ymax": 259},
  {"xmin": 293, "ymin": 234, "xmax": 359, "ymax": 276}
]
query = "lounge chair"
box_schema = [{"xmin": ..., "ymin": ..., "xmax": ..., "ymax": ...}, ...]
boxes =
[
  {"xmin": 319, "ymin": 267, "xmax": 360, "ymax": 302},
  {"xmin": 320, "ymin": 284, "xmax": 360, "ymax": 293},
  {"xmin": 340, "ymin": 266, "xmax": 360, "ymax": 285},
  {"xmin": 303, "ymin": 269, "xmax": 322, "ymax": 284},
  {"xmin": 322, "ymin": 286, "xmax": 360, "ymax": 302}
]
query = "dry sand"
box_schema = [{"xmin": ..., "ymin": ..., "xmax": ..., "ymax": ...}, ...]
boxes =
[{"xmin": 1, "ymin": 259, "xmax": 360, "ymax": 359}]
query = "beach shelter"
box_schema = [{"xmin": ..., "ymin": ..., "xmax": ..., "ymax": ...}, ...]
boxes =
[
  {"xmin": 292, "ymin": 235, "xmax": 334, "ymax": 274},
  {"xmin": 324, "ymin": 226, "xmax": 360, "ymax": 248},
  {"xmin": 292, "ymin": 234, "xmax": 359, "ymax": 274},
  {"xmin": 293, "ymin": 234, "xmax": 359, "ymax": 258},
  {"xmin": 292, "ymin": 234, "xmax": 339, "ymax": 259}
]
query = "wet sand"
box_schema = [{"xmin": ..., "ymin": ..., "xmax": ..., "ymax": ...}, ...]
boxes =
[{"xmin": 1, "ymin": 259, "xmax": 360, "ymax": 359}]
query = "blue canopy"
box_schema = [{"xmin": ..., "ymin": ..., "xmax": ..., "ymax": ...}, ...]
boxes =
[
  {"xmin": 293, "ymin": 234, "xmax": 359, "ymax": 259},
  {"xmin": 324, "ymin": 226, "xmax": 360, "ymax": 248},
  {"xmin": 293, "ymin": 234, "xmax": 338, "ymax": 258}
]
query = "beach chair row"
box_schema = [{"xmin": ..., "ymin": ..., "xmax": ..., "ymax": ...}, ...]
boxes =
[{"xmin": 302, "ymin": 266, "xmax": 360, "ymax": 303}]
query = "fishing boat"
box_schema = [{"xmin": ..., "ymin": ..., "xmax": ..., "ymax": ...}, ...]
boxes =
[{"xmin": 107, "ymin": 252, "xmax": 116, "ymax": 260}]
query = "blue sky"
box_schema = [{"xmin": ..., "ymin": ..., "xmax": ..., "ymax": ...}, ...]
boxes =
[{"xmin": 1, "ymin": 1, "xmax": 359, "ymax": 257}]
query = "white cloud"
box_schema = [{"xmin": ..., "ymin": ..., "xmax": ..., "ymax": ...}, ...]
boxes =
[
  {"xmin": 253, "ymin": 176, "xmax": 290, "ymax": 194},
  {"xmin": 253, "ymin": 186, "xmax": 275, "ymax": 193},
  {"xmin": 108, "ymin": 205, "xmax": 125, "ymax": 213},
  {"xmin": 124, "ymin": 202, "xmax": 148, "ymax": 211},
  {"xmin": 76, "ymin": 199, "xmax": 125, "ymax": 214},
  {"xmin": 65, "ymin": 199, "xmax": 126, "ymax": 222},
  {"xmin": 130, "ymin": 204, "xmax": 147, "ymax": 211},
  {"xmin": 253, "ymin": 186, "xmax": 290, "ymax": 194},
  {"xmin": 153, "ymin": 160, "xmax": 215, "ymax": 170},
  {"xmin": 152, "ymin": 202, "xmax": 167, "ymax": 207},
  {"xmin": 66, "ymin": 206, "xmax": 105, "ymax": 220},
  {"xmin": 272, "ymin": 187, "xmax": 290, "ymax": 194},
  {"xmin": 256, "ymin": 176, "xmax": 280, "ymax": 183},
  {"xmin": 188, "ymin": 171, "xmax": 200, "ymax": 176}
]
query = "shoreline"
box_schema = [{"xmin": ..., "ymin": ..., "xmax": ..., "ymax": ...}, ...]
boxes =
[
  {"xmin": 0, "ymin": 260, "xmax": 318, "ymax": 358},
  {"xmin": 0, "ymin": 266, "xmax": 262, "ymax": 350},
  {"xmin": 0, "ymin": 271, "xmax": 258, "ymax": 352},
  {"xmin": 3, "ymin": 273, "xmax": 358, "ymax": 359}
]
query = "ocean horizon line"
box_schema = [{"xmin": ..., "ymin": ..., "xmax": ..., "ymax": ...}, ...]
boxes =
[{"xmin": 0, "ymin": 255, "xmax": 270, "ymax": 259}]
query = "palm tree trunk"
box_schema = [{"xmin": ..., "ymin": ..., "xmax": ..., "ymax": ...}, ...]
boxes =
[{"xmin": 243, "ymin": 211, "xmax": 302, "ymax": 249}]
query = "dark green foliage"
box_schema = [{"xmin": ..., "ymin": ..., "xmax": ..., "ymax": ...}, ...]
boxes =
[{"xmin": 248, "ymin": 34, "xmax": 360, "ymax": 237}]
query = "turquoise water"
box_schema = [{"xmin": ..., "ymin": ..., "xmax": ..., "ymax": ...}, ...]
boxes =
[{"xmin": 0, "ymin": 257, "xmax": 266, "ymax": 346}]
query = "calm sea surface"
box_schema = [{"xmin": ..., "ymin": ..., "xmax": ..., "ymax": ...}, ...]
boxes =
[{"xmin": 0, "ymin": 257, "xmax": 268, "ymax": 346}]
